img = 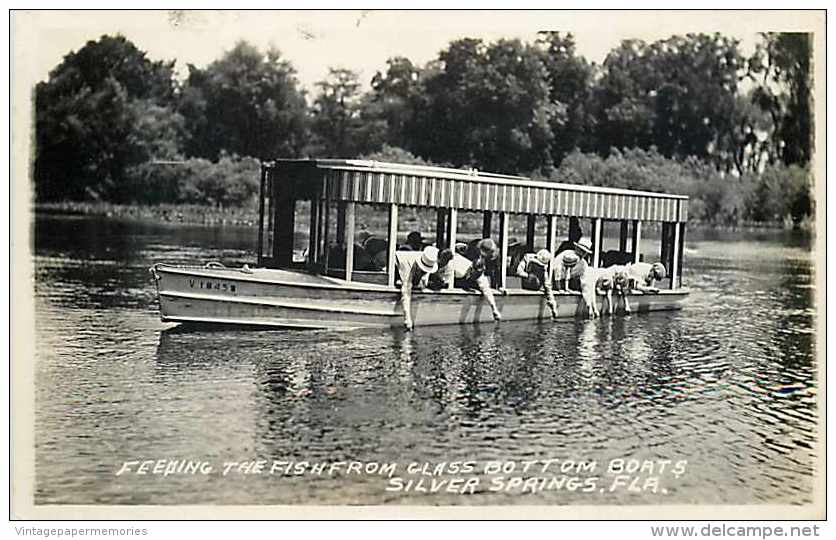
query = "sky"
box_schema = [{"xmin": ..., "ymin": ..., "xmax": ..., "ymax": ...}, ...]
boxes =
[{"xmin": 15, "ymin": 9, "xmax": 822, "ymax": 95}]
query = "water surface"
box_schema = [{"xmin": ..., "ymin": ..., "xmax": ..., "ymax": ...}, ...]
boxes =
[{"xmin": 33, "ymin": 215, "xmax": 818, "ymax": 505}]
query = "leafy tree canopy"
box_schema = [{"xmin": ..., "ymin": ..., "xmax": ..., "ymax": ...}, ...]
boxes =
[
  {"xmin": 180, "ymin": 41, "xmax": 309, "ymax": 160},
  {"xmin": 406, "ymin": 38, "xmax": 557, "ymax": 174},
  {"xmin": 35, "ymin": 34, "xmax": 182, "ymax": 202}
]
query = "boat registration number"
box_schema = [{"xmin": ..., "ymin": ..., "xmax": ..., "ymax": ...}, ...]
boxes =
[{"xmin": 189, "ymin": 279, "xmax": 237, "ymax": 294}]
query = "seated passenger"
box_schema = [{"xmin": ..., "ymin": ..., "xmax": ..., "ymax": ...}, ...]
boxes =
[
  {"xmin": 395, "ymin": 246, "xmax": 441, "ymax": 331},
  {"xmin": 328, "ymin": 244, "xmax": 346, "ymax": 268},
  {"xmin": 515, "ymin": 249, "xmax": 558, "ymax": 319},
  {"xmin": 431, "ymin": 248, "xmax": 502, "ymax": 321},
  {"xmin": 329, "ymin": 243, "xmax": 374, "ymax": 271},
  {"xmin": 399, "ymin": 231, "xmax": 426, "ymax": 251},
  {"xmin": 363, "ymin": 236, "xmax": 389, "ymax": 270},
  {"xmin": 601, "ymin": 249, "xmax": 633, "ymax": 267}
]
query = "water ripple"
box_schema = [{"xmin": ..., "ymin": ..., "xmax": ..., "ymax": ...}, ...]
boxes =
[{"xmin": 33, "ymin": 216, "xmax": 818, "ymax": 506}]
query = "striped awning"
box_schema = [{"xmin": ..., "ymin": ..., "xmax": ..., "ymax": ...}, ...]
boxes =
[{"xmin": 273, "ymin": 159, "xmax": 689, "ymax": 223}]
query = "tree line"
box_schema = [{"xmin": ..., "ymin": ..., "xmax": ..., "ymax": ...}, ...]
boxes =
[{"xmin": 34, "ymin": 32, "xmax": 813, "ymax": 226}]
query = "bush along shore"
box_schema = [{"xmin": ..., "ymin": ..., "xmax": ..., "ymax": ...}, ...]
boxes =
[{"xmin": 35, "ymin": 200, "xmax": 810, "ymax": 235}]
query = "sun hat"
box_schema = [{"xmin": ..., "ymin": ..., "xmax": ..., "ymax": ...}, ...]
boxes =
[
  {"xmin": 562, "ymin": 251, "xmax": 579, "ymax": 267},
  {"xmin": 651, "ymin": 262, "xmax": 667, "ymax": 280},
  {"xmin": 536, "ymin": 249, "xmax": 552, "ymax": 266},
  {"xmin": 574, "ymin": 239, "xmax": 593, "ymax": 255},
  {"xmin": 416, "ymin": 246, "xmax": 439, "ymax": 273},
  {"xmin": 407, "ymin": 231, "xmax": 423, "ymax": 245}
]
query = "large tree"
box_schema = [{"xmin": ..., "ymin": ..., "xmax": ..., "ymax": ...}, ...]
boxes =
[
  {"xmin": 748, "ymin": 32, "xmax": 813, "ymax": 166},
  {"xmin": 180, "ymin": 41, "xmax": 309, "ymax": 160},
  {"xmin": 34, "ymin": 34, "xmax": 182, "ymax": 202},
  {"xmin": 406, "ymin": 38, "xmax": 557, "ymax": 174},
  {"xmin": 310, "ymin": 68, "xmax": 372, "ymax": 157},
  {"xmin": 535, "ymin": 32, "xmax": 596, "ymax": 168},
  {"xmin": 364, "ymin": 56, "xmax": 424, "ymax": 150},
  {"xmin": 592, "ymin": 34, "xmax": 746, "ymax": 168}
]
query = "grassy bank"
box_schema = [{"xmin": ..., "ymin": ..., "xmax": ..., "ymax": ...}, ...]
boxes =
[{"xmin": 36, "ymin": 201, "xmax": 259, "ymax": 227}]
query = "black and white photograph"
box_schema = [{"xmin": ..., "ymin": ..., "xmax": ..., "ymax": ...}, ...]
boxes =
[{"xmin": 10, "ymin": 9, "xmax": 825, "ymax": 521}]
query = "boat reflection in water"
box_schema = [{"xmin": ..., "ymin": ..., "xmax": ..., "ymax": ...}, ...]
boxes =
[{"xmin": 149, "ymin": 307, "xmax": 806, "ymax": 506}]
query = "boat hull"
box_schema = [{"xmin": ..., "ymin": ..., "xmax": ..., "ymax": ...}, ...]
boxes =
[{"xmin": 151, "ymin": 264, "xmax": 689, "ymax": 329}]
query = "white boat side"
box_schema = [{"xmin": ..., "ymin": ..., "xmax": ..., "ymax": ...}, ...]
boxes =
[{"xmin": 150, "ymin": 264, "xmax": 689, "ymax": 330}]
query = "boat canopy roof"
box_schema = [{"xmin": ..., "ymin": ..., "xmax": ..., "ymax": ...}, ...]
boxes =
[{"xmin": 269, "ymin": 159, "xmax": 689, "ymax": 223}]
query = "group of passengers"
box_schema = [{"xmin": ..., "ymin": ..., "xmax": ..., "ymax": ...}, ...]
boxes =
[
  {"xmin": 327, "ymin": 230, "xmax": 431, "ymax": 272},
  {"xmin": 395, "ymin": 235, "xmax": 503, "ymax": 330},
  {"xmin": 395, "ymin": 218, "xmax": 668, "ymax": 331}
]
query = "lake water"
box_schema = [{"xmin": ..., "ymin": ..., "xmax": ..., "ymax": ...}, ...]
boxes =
[{"xmin": 32, "ymin": 214, "xmax": 818, "ymax": 506}]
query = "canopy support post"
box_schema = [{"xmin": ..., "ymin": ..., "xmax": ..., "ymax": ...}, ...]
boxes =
[
  {"xmin": 592, "ymin": 218, "xmax": 602, "ymax": 267},
  {"xmin": 308, "ymin": 197, "xmax": 319, "ymax": 267},
  {"xmin": 336, "ymin": 202, "xmax": 346, "ymax": 246},
  {"xmin": 677, "ymin": 223, "xmax": 686, "ymax": 288},
  {"xmin": 447, "ymin": 208, "xmax": 458, "ymax": 290},
  {"xmin": 498, "ymin": 212, "xmax": 509, "ymax": 289},
  {"xmin": 257, "ymin": 164, "xmax": 266, "ymax": 265},
  {"xmin": 671, "ymin": 222, "xmax": 681, "ymax": 289},
  {"xmin": 316, "ymin": 197, "xmax": 326, "ymax": 266},
  {"xmin": 274, "ymin": 184, "xmax": 295, "ymax": 268},
  {"xmin": 344, "ymin": 202, "xmax": 355, "ymax": 282},
  {"xmin": 526, "ymin": 215, "xmax": 536, "ymax": 251},
  {"xmin": 386, "ymin": 203, "xmax": 398, "ymax": 288},
  {"xmin": 436, "ymin": 208, "xmax": 447, "ymax": 248},
  {"xmin": 619, "ymin": 220, "xmax": 629, "ymax": 253},
  {"xmin": 631, "ymin": 220, "xmax": 642, "ymax": 263},
  {"xmin": 482, "ymin": 211, "xmax": 493, "ymax": 239},
  {"xmin": 660, "ymin": 223, "xmax": 670, "ymax": 271},
  {"xmin": 322, "ymin": 199, "xmax": 331, "ymax": 273},
  {"xmin": 546, "ymin": 215, "xmax": 558, "ymax": 253}
]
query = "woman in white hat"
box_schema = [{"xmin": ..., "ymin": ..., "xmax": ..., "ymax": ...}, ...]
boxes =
[
  {"xmin": 395, "ymin": 246, "xmax": 440, "ymax": 330},
  {"xmin": 515, "ymin": 249, "xmax": 558, "ymax": 319}
]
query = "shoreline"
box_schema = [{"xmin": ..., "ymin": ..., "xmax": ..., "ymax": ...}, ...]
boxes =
[
  {"xmin": 35, "ymin": 201, "xmax": 259, "ymax": 227},
  {"xmin": 34, "ymin": 201, "xmax": 808, "ymax": 234}
]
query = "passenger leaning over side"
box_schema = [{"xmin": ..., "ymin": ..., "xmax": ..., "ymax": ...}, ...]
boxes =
[
  {"xmin": 552, "ymin": 239, "xmax": 592, "ymax": 292},
  {"xmin": 395, "ymin": 246, "xmax": 441, "ymax": 331},
  {"xmin": 431, "ymin": 248, "xmax": 502, "ymax": 321},
  {"xmin": 618, "ymin": 261, "xmax": 666, "ymax": 314},
  {"xmin": 515, "ymin": 249, "xmax": 558, "ymax": 320},
  {"xmin": 469, "ymin": 239, "xmax": 503, "ymax": 291},
  {"xmin": 626, "ymin": 262, "xmax": 667, "ymax": 293}
]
